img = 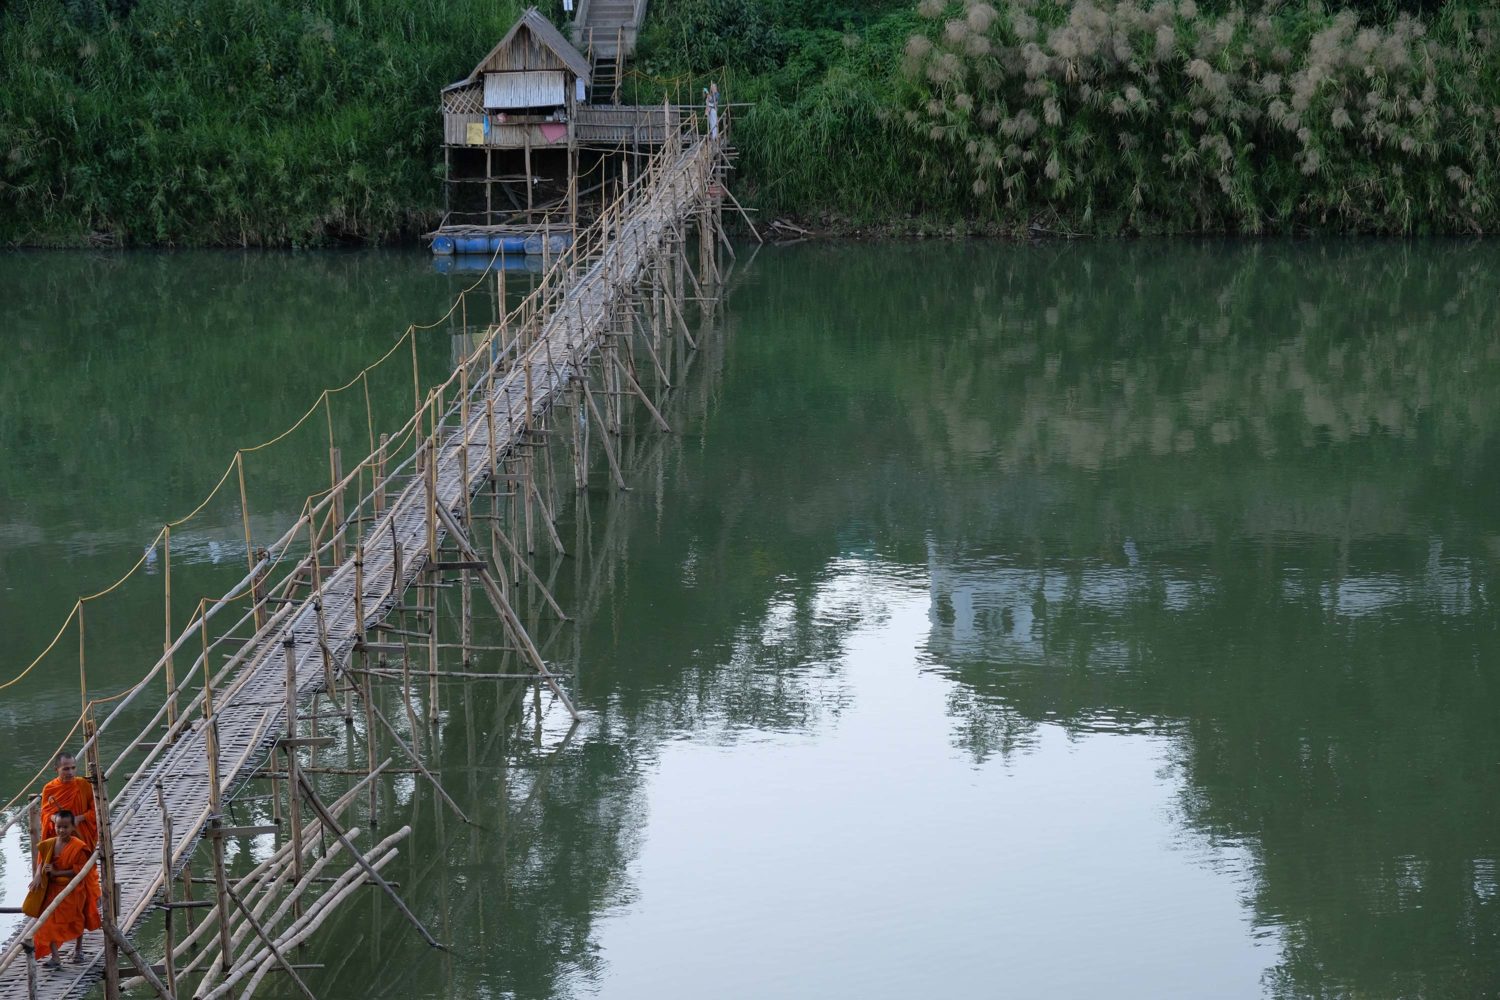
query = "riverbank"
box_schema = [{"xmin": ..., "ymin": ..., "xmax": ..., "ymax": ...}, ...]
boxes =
[{"xmin": 3, "ymin": 0, "xmax": 1496, "ymax": 247}]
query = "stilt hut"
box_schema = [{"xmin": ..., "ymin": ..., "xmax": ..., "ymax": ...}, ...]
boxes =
[{"xmin": 432, "ymin": 6, "xmax": 681, "ymax": 255}]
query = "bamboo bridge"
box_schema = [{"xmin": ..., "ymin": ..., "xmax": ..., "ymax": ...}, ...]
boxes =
[{"xmin": 0, "ymin": 119, "xmax": 751, "ymax": 1000}]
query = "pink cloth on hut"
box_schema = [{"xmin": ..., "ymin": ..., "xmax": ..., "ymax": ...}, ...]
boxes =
[{"xmin": 539, "ymin": 122, "xmax": 568, "ymax": 144}]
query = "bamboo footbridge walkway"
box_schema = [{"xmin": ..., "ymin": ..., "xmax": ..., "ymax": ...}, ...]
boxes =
[{"xmin": 0, "ymin": 116, "xmax": 752, "ymax": 1000}]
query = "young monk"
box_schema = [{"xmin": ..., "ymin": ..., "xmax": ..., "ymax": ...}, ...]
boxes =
[
  {"xmin": 30, "ymin": 810, "xmax": 93, "ymax": 967},
  {"xmin": 39, "ymin": 753, "xmax": 102, "ymax": 931}
]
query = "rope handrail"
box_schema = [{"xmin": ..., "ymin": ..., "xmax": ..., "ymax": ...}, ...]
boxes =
[
  {"xmin": 0, "ymin": 128, "xmax": 717, "ymax": 859},
  {"xmin": 0, "ymin": 164, "xmax": 604, "ymax": 709},
  {"xmin": 0, "ymin": 129, "xmax": 722, "ymax": 990}
]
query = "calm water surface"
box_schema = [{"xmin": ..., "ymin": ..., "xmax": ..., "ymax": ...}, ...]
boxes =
[{"xmin": 1, "ymin": 242, "xmax": 1498, "ymax": 999}]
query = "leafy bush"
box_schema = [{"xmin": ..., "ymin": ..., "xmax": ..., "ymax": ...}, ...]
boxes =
[
  {"xmin": 637, "ymin": 0, "xmax": 787, "ymax": 74},
  {"xmin": 898, "ymin": 0, "xmax": 1500, "ymax": 233}
]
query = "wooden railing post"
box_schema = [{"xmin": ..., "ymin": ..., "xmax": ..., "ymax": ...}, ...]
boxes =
[
  {"xmin": 282, "ymin": 635, "xmax": 305, "ymax": 921},
  {"xmin": 155, "ymin": 783, "xmax": 177, "ymax": 998},
  {"xmin": 84, "ymin": 719, "xmax": 121, "ymax": 1000}
]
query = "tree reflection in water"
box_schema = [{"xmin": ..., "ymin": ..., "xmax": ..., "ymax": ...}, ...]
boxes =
[{"xmin": 6, "ymin": 241, "xmax": 1498, "ymax": 998}]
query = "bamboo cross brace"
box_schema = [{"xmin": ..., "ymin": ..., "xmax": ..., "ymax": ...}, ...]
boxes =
[
  {"xmin": 367, "ymin": 700, "xmax": 471, "ymax": 826},
  {"xmin": 435, "ymin": 504, "xmax": 579, "ymax": 722},
  {"xmin": 294, "ymin": 773, "xmax": 443, "ymax": 950},
  {"xmin": 226, "ymin": 887, "xmax": 320, "ymax": 1000}
]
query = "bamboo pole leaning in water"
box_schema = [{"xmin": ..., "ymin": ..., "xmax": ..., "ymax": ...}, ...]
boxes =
[
  {"xmin": 235, "ymin": 832, "xmax": 411, "ymax": 999},
  {"xmin": 140, "ymin": 763, "xmax": 390, "ymax": 990},
  {"xmin": 199, "ymin": 828, "xmax": 410, "ymax": 1000}
]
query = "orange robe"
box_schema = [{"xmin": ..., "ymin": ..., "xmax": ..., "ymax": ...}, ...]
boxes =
[
  {"xmin": 39, "ymin": 777, "xmax": 102, "ymax": 935},
  {"xmin": 40, "ymin": 777, "xmax": 97, "ymax": 849},
  {"xmin": 33, "ymin": 836, "xmax": 96, "ymax": 960}
]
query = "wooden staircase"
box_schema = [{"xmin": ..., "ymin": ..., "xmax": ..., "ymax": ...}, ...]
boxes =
[
  {"xmin": 589, "ymin": 49, "xmax": 620, "ymax": 105},
  {"xmin": 574, "ymin": 0, "xmax": 645, "ymax": 105}
]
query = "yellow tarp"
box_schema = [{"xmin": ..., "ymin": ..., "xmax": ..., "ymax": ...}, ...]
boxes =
[{"xmin": 466, "ymin": 122, "xmax": 485, "ymax": 145}]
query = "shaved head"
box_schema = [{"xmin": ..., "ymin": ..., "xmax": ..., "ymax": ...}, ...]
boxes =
[{"xmin": 54, "ymin": 810, "xmax": 75, "ymax": 836}]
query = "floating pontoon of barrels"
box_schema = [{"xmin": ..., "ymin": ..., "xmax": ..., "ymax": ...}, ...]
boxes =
[{"xmin": 0, "ymin": 88, "xmax": 755, "ymax": 1000}]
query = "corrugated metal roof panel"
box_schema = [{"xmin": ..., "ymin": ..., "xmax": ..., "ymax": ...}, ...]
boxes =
[{"xmin": 484, "ymin": 71, "xmax": 566, "ymax": 109}]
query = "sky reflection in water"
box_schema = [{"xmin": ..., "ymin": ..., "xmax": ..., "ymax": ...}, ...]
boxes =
[{"xmin": 2, "ymin": 241, "xmax": 1499, "ymax": 998}]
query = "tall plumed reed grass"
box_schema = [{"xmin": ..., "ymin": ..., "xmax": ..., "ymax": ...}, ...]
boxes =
[
  {"xmin": 901, "ymin": 0, "xmax": 1500, "ymax": 233},
  {"xmin": 0, "ymin": 0, "xmax": 524, "ymax": 246}
]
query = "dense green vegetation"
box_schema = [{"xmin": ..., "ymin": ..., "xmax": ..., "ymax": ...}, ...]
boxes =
[
  {"xmin": 0, "ymin": 0, "xmax": 525, "ymax": 245},
  {"xmin": 1, "ymin": 0, "xmax": 1495, "ymax": 244},
  {"xmin": 630, "ymin": 0, "xmax": 1499, "ymax": 233}
]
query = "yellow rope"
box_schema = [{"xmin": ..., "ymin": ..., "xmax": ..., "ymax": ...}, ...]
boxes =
[
  {"xmin": 168, "ymin": 456, "xmax": 240, "ymax": 528},
  {"xmin": 0, "ymin": 603, "xmax": 78, "ymax": 693},
  {"xmin": 79, "ymin": 525, "xmax": 168, "ymax": 602},
  {"xmin": 242, "ymin": 325, "xmax": 416, "ymax": 456},
  {"xmin": 0, "ymin": 710, "xmax": 87, "ymax": 821},
  {"xmin": 0, "ymin": 133, "xmax": 667, "ymax": 777},
  {"xmin": 239, "ymin": 389, "xmax": 329, "ymax": 455}
]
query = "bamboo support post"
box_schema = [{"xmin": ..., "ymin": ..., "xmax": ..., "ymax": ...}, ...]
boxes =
[
  {"xmin": 162, "ymin": 526, "xmax": 177, "ymax": 728},
  {"xmin": 154, "ymin": 784, "xmax": 177, "ymax": 999},
  {"xmin": 580, "ymin": 378, "xmax": 628, "ymax": 490},
  {"xmin": 330, "ymin": 448, "xmax": 346, "ymax": 564},
  {"xmin": 206, "ymin": 720, "xmax": 233, "ymax": 976},
  {"xmin": 233, "ymin": 834, "xmax": 406, "ymax": 999},
  {"xmin": 435, "ymin": 505, "xmax": 578, "ymax": 722},
  {"xmin": 83, "ymin": 721, "xmax": 121, "ymax": 1000},
  {"xmin": 237, "ymin": 452, "xmax": 263, "ymax": 631},
  {"xmin": 198, "ymin": 829, "xmax": 401, "ymax": 1000},
  {"xmin": 355, "ymin": 547, "xmax": 378, "ymax": 826},
  {"xmin": 153, "ymin": 764, "xmax": 389, "ymax": 981},
  {"xmin": 26, "ymin": 796, "xmax": 40, "ymax": 876},
  {"xmin": 375, "ymin": 433, "xmax": 389, "ymax": 515},
  {"xmin": 283, "ymin": 636, "xmax": 305, "ymax": 919},
  {"xmin": 485, "ymin": 505, "xmax": 568, "ymax": 620},
  {"xmin": 105, "ymin": 926, "xmax": 172, "ymax": 1000}
]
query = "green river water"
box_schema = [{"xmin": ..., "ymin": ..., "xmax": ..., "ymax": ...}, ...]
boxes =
[{"xmin": 1, "ymin": 241, "xmax": 1499, "ymax": 998}]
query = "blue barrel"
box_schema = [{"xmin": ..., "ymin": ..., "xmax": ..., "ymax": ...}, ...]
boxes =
[
  {"xmin": 500, "ymin": 235, "xmax": 528, "ymax": 253},
  {"xmin": 443, "ymin": 254, "xmax": 546, "ymax": 273},
  {"xmin": 456, "ymin": 236, "xmax": 489, "ymax": 254},
  {"xmin": 547, "ymin": 233, "xmax": 571, "ymax": 255},
  {"xmin": 431, "ymin": 235, "xmax": 455, "ymax": 255},
  {"xmin": 523, "ymin": 233, "xmax": 544, "ymax": 256}
]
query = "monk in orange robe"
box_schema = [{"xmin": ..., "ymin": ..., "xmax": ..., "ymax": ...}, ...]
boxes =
[
  {"xmin": 30, "ymin": 810, "xmax": 93, "ymax": 966},
  {"xmin": 40, "ymin": 754, "xmax": 97, "ymax": 848},
  {"xmin": 39, "ymin": 754, "xmax": 102, "ymax": 942}
]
